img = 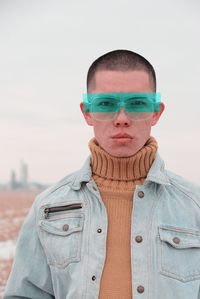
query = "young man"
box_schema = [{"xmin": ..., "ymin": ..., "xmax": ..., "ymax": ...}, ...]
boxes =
[{"xmin": 4, "ymin": 50, "xmax": 200, "ymax": 299}]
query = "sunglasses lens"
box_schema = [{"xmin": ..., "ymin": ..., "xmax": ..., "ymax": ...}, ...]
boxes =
[{"xmin": 91, "ymin": 98, "xmax": 117, "ymax": 113}]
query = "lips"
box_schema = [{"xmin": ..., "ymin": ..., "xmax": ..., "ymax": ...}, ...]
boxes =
[{"xmin": 112, "ymin": 133, "xmax": 133, "ymax": 139}]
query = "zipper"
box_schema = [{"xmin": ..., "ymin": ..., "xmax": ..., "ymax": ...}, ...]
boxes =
[{"xmin": 44, "ymin": 203, "xmax": 83, "ymax": 219}]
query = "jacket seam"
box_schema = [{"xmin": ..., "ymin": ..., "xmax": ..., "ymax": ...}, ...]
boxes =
[
  {"xmin": 147, "ymin": 185, "xmax": 164, "ymax": 299},
  {"xmin": 167, "ymin": 177, "xmax": 200, "ymax": 209},
  {"xmin": 81, "ymin": 185, "xmax": 92, "ymax": 299}
]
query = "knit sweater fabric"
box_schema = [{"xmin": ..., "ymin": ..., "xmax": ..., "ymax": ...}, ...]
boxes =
[{"xmin": 88, "ymin": 136, "xmax": 158, "ymax": 299}]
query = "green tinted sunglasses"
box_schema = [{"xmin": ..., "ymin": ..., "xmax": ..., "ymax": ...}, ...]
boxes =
[{"xmin": 82, "ymin": 92, "xmax": 161, "ymax": 121}]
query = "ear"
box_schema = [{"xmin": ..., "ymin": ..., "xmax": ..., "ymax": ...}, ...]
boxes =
[
  {"xmin": 151, "ymin": 102, "xmax": 165, "ymax": 126},
  {"xmin": 80, "ymin": 102, "xmax": 94, "ymax": 126}
]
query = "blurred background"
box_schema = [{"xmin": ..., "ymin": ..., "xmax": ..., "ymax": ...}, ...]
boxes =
[{"xmin": 0, "ymin": 0, "xmax": 200, "ymax": 296}]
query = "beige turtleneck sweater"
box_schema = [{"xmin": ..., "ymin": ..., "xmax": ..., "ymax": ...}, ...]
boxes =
[{"xmin": 88, "ymin": 136, "xmax": 158, "ymax": 299}]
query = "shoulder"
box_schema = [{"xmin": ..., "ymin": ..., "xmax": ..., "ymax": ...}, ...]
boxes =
[
  {"xmin": 32, "ymin": 155, "xmax": 92, "ymax": 210},
  {"xmin": 165, "ymin": 169, "xmax": 200, "ymax": 202},
  {"xmin": 34, "ymin": 170, "xmax": 79, "ymax": 206}
]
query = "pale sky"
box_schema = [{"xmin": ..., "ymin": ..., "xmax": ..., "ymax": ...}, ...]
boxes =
[{"xmin": 0, "ymin": 0, "xmax": 200, "ymax": 184}]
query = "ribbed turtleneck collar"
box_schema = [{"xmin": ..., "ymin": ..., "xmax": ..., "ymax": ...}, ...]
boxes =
[{"xmin": 88, "ymin": 136, "xmax": 158, "ymax": 181}]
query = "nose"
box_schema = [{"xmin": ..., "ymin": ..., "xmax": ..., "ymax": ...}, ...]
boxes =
[{"xmin": 113, "ymin": 107, "xmax": 131, "ymax": 127}]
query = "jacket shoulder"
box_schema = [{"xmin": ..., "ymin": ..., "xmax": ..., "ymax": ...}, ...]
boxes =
[
  {"xmin": 165, "ymin": 169, "xmax": 200, "ymax": 200},
  {"xmin": 35, "ymin": 170, "xmax": 78, "ymax": 205}
]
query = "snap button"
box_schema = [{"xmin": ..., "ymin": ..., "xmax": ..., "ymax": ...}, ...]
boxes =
[
  {"xmin": 173, "ymin": 237, "xmax": 180, "ymax": 244},
  {"xmin": 138, "ymin": 191, "xmax": 144, "ymax": 198},
  {"xmin": 97, "ymin": 228, "xmax": 102, "ymax": 233},
  {"xmin": 137, "ymin": 285, "xmax": 145, "ymax": 293},
  {"xmin": 92, "ymin": 275, "xmax": 96, "ymax": 281},
  {"xmin": 135, "ymin": 235, "xmax": 143, "ymax": 243},
  {"xmin": 62, "ymin": 224, "xmax": 69, "ymax": 231}
]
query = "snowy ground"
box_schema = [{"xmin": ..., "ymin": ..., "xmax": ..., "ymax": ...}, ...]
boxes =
[
  {"xmin": 0, "ymin": 191, "xmax": 38, "ymax": 298},
  {"xmin": 0, "ymin": 240, "xmax": 16, "ymax": 260}
]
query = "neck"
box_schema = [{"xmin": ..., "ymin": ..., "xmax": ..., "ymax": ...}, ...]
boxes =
[{"xmin": 88, "ymin": 136, "xmax": 158, "ymax": 189}]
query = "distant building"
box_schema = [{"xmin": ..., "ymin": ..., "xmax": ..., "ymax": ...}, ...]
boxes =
[
  {"xmin": 20, "ymin": 160, "xmax": 28, "ymax": 188},
  {"xmin": 0, "ymin": 159, "xmax": 48, "ymax": 192},
  {"xmin": 10, "ymin": 170, "xmax": 17, "ymax": 190}
]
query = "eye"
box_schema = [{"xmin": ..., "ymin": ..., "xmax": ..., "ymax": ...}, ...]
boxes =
[
  {"xmin": 134, "ymin": 100, "xmax": 145, "ymax": 105},
  {"xmin": 92, "ymin": 98, "xmax": 116, "ymax": 112},
  {"xmin": 97, "ymin": 99, "xmax": 115, "ymax": 107},
  {"xmin": 125, "ymin": 98, "xmax": 153, "ymax": 113},
  {"xmin": 128, "ymin": 99, "xmax": 148, "ymax": 107}
]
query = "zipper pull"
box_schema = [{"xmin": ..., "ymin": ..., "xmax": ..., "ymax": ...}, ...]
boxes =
[{"xmin": 44, "ymin": 208, "xmax": 50, "ymax": 219}]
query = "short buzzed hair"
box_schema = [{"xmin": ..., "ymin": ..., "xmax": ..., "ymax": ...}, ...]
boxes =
[{"xmin": 87, "ymin": 49, "xmax": 156, "ymax": 92}]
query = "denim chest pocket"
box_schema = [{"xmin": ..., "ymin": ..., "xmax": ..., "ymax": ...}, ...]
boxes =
[
  {"xmin": 158, "ymin": 226, "xmax": 200, "ymax": 282},
  {"xmin": 39, "ymin": 211, "xmax": 84, "ymax": 269}
]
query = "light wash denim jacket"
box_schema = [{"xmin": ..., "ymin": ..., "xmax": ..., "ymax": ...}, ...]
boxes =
[{"xmin": 4, "ymin": 152, "xmax": 200, "ymax": 299}]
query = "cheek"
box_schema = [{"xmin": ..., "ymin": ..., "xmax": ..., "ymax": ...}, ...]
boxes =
[
  {"xmin": 132, "ymin": 120, "xmax": 152, "ymax": 135},
  {"xmin": 93, "ymin": 123, "xmax": 107, "ymax": 136},
  {"xmin": 94, "ymin": 121, "xmax": 110, "ymax": 132},
  {"xmin": 133, "ymin": 119, "xmax": 149, "ymax": 128}
]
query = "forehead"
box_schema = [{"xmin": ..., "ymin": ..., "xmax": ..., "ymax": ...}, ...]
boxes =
[{"xmin": 90, "ymin": 70, "xmax": 153, "ymax": 93}]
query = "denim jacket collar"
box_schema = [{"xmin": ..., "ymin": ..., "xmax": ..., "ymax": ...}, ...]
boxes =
[
  {"xmin": 145, "ymin": 152, "xmax": 171, "ymax": 186},
  {"xmin": 67, "ymin": 151, "xmax": 171, "ymax": 191}
]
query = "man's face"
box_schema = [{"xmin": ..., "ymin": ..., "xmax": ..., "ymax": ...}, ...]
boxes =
[{"xmin": 80, "ymin": 70, "xmax": 165, "ymax": 157}]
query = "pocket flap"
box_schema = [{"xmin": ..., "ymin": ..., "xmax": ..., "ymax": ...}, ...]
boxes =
[
  {"xmin": 158, "ymin": 226, "xmax": 200, "ymax": 249},
  {"xmin": 39, "ymin": 215, "xmax": 84, "ymax": 236}
]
